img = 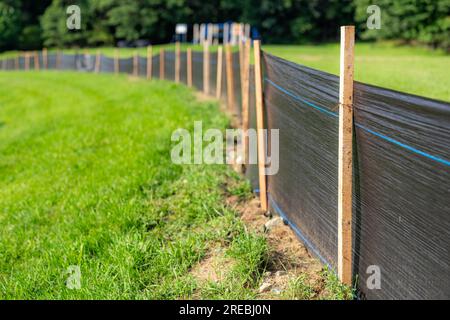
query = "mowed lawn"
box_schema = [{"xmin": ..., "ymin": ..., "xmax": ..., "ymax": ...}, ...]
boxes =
[{"xmin": 0, "ymin": 71, "xmax": 271, "ymax": 299}]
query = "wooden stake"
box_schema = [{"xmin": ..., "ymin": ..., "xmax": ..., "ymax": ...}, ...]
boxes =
[
  {"xmin": 160, "ymin": 49, "xmax": 165, "ymax": 80},
  {"xmin": 34, "ymin": 51, "xmax": 40, "ymax": 70},
  {"xmin": 146, "ymin": 46, "xmax": 152, "ymax": 80},
  {"xmin": 95, "ymin": 50, "xmax": 101, "ymax": 73},
  {"xmin": 114, "ymin": 49, "xmax": 119, "ymax": 75},
  {"xmin": 225, "ymin": 44, "xmax": 236, "ymax": 114},
  {"xmin": 338, "ymin": 25, "xmax": 355, "ymax": 286},
  {"xmin": 175, "ymin": 42, "xmax": 181, "ymax": 83},
  {"xmin": 133, "ymin": 51, "xmax": 138, "ymax": 77},
  {"xmin": 43, "ymin": 48, "xmax": 48, "ymax": 69},
  {"xmin": 187, "ymin": 48, "xmax": 192, "ymax": 87},
  {"xmin": 56, "ymin": 50, "xmax": 61, "ymax": 70},
  {"xmin": 24, "ymin": 52, "xmax": 29, "ymax": 70},
  {"xmin": 203, "ymin": 43, "xmax": 210, "ymax": 94},
  {"xmin": 216, "ymin": 46, "xmax": 223, "ymax": 99},
  {"xmin": 253, "ymin": 40, "xmax": 267, "ymax": 212},
  {"xmin": 242, "ymin": 40, "xmax": 251, "ymax": 164}
]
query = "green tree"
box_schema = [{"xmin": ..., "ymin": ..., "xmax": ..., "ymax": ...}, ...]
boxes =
[
  {"xmin": 0, "ymin": 1, "xmax": 21, "ymax": 50},
  {"xmin": 355, "ymin": 0, "xmax": 450, "ymax": 50}
]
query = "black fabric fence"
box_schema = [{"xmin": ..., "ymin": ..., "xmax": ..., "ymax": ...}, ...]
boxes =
[
  {"xmin": 262, "ymin": 52, "xmax": 450, "ymax": 300},
  {"xmin": 1, "ymin": 48, "xmax": 449, "ymax": 300}
]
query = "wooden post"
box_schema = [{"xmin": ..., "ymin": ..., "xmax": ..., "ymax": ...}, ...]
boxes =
[
  {"xmin": 242, "ymin": 40, "xmax": 251, "ymax": 164},
  {"xmin": 25, "ymin": 52, "xmax": 31, "ymax": 70},
  {"xmin": 95, "ymin": 50, "xmax": 101, "ymax": 73},
  {"xmin": 146, "ymin": 46, "xmax": 152, "ymax": 80},
  {"xmin": 34, "ymin": 51, "xmax": 40, "ymax": 70},
  {"xmin": 133, "ymin": 51, "xmax": 138, "ymax": 77},
  {"xmin": 225, "ymin": 44, "xmax": 236, "ymax": 114},
  {"xmin": 56, "ymin": 50, "xmax": 61, "ymax": 70},
  {"xmin": 160, "ymin": 49, "xmax": 165, "ymax": 80},
  {"xmin": 42, "ymin": 48, "xmax": 48, "ymax": 69},
  {"xmin": 338, "ymin": 25, "xmax": 355, "ymax": 286},
  {"xmin": 216, "ymin": 46, "xmax": 223, "ymax": 99},
  {"xmin": 203, "ymin": 43, "xmax": 210, "ymax": 94},
  {"xmin": 253, "ymin": 40, "xmax": 267, "ymax": 212},
  {"xmin": 114, "ymin": 49, "xmax": 119, "ymax": 75},
  {"xmin": 175, "ymin": 42, "xmax": 180, "ymax": 83},
  {"xmin": 187, "ymin": 48, "xmax": 192, "ymax": 87}
]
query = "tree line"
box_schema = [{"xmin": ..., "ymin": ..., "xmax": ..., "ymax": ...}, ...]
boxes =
[{"xmin": 0, "ymin": 0, "xmax": 448, "ymax": 51}]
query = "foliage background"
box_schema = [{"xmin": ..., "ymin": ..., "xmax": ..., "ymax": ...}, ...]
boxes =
[{"xmin": 0, "ymin": 0, "xmax": 448, "ymax": 51}]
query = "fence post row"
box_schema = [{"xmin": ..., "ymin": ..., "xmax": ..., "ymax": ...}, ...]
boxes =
[
  {"xmin": 253, "ymin": 40, "xmax": 268, "ymax": 212},
  {"xmin": 338, "ymin": 25, "xmax": 355, "ymax": 286}
]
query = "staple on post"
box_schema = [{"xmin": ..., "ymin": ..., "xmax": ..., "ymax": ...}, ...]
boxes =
[{"xmin": 338, "ymin": 25, "xmax": 355, "ymax": 287}]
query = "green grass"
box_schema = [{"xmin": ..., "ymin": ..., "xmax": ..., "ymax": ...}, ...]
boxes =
[{"xmin": 0, "ymin": 71, "xmax": 271, "ymax": 299}]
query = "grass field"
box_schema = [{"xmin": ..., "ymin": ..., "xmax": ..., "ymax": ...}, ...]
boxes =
[
  {"xmin": 2, "ymin": 42, "xmax": 447, "ymax": 101},
  {"xmin": 0, "ymin": 71, "xmax": 350, "ymax": 299}
]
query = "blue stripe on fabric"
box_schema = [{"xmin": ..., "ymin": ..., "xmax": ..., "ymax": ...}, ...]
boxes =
[
  {"xmin": 265, "ymin": 78, "xmax": 338, "ymax": 118},
  {"xmin": 264, "ymin": 77, "xmax": 450, "ymax": 167}
]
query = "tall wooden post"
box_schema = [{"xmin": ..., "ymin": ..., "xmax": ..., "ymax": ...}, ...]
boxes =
[
  {"xmin": 242, "ymin": 40, "xmax": 251, "ymax": 165},
  {"xmin": 56, "ymin": 50, "xmax": 61, "ymax": 70},
  {"xmin": 24, "ymin": 52, "xmax": 30, "ymax": 70},
  {"xmin": 160, "ymin": 49, "xmax": 165, "ymax": 80},
  {"xmin": 95, "ymin": 50, "xmax": 101, "ymax": 73},
  {"xmin": 146, "ymin": 46, "xmax": 152, "ymax": 80},
  {"xmin": 34, "ymin": 51, "xmax": 40, "ymax": 70},
  {"xmin": 338, "ymin": 26, "xmax": 355, "ymax": 286},
  {"xmin": 253, "ymin": 40, "xmax": 267, "ymax": 212},
  {"xmin": 133, "ymin": 51, "xmax": 138, "ymax": 77},
  {"xmin": 225, "ymin": 44, "xmax": 236, "ymax": 114},
  {"xmin": 216, "ymin": 46, "xmax": 223, "ymax": 99},
  {"xmin": 114, "ymin": 49, "xmax": 119, "ymax": 75},
  {"xmin": 203, "ymin": 43, "xmax": 210, "ymax": 94},
  {"xmin": 175, "ymin": 42, "xmax": 181, "ymax": 83},
  {"xmin": 43, "ymin": 48, "xmax": 48, "ymax": 69},
  {"xmin": 187, "ymin": 48, "xmax": 192, "ymax": 87}
]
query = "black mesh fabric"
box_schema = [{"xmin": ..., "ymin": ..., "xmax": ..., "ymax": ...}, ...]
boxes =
[
  {"xmin": 192, "ymin": 51, "xmax": 203, "ymax": 91},
  {"xmin": 262, "ymin": 52, "xmax": 450, "ymax": 300},
  {"xmin": 119, "ymin": 57, "xmax": 133, "ymax": 74},
  {"xmin": 165, "ymin": 51, "xmax": 175, "ymax": 81}
]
